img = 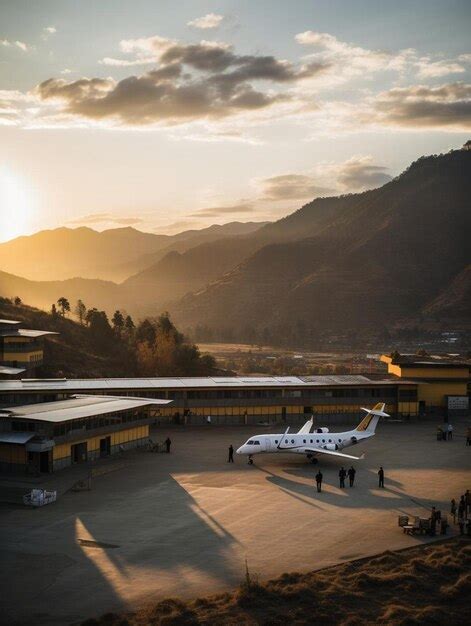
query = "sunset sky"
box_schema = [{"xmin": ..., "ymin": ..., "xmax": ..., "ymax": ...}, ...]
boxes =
[{"xmin": 0, "ymin": 0, "xmax": 470, "ymax": 242}]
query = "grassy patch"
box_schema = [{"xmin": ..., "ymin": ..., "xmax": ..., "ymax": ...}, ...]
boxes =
[{"xmin": 82, "ymin": 538, "xmax": 471, "ymax": 625}]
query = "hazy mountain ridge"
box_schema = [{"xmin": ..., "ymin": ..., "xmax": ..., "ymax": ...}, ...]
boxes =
[
  {"xmin": 0, "ymin": 221, "xmax": 268, "ymax": 282},
  {"xmin": 172, "ymin": 149, "xmax": 471, "ymax": 335},
  {"xmin": 0, "ymin": 150, "xmax": 469, "ymax": 338}
]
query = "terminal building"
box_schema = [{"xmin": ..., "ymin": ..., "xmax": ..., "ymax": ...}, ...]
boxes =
[
  {"xmin": 0, "ymin": 374, "xmax": 419, "ymax": 425},
  {"xmin": 0, "ymin": 318, "xmax": 57, "ymax": 378},
  {"xmin": 380, "ymin": 353, "xmax": 470, "ymax": 415},
  {"xmin": 0, "ymin": 395, "xmax": 170, "ymax": 474}
]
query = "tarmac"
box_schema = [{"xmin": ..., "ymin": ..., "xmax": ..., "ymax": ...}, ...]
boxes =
[{"xmin": 0, "ymin": 419, "xmax": 470, "ymax": 625}]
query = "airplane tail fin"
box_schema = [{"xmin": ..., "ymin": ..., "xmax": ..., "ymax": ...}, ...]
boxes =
[
  {"xmin": 355, "ymin": 403, "xmax": 389, "ymax": 434},
  {"xmin": 298, "ymin": 416, "xmax": 314, "ymax": 434}
]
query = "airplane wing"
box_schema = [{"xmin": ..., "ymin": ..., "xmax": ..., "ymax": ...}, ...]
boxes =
[
  {"xmin": 298, "ymin": 417, "xmax": 313, "ymax": 434},
  {"xmin": 305, "ymin": 447, "xmax": 365, "ymax": 461}
]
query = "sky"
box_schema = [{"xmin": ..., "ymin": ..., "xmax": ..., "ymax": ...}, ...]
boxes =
[{"xmin": 0, "ymin": 0, "xmax": 470, "ymax": 242}]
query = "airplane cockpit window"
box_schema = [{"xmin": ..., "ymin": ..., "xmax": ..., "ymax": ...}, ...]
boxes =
[
  {"xmin": 253, "ymin": 440, "xmax": 260, "ymax": 445},
  {"xmin": 247, "ymin": 441, "xmax": 254, "ymax": 445}
]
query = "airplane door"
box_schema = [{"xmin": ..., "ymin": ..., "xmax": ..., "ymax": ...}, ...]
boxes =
[{"xmin": 264, "ymin": 438, "xmax": 271, "ymax": 452}]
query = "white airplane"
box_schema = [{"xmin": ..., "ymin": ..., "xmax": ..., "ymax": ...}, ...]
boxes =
[{"xmin": 236, "ymin": 403, "xmax": 388, "ymax": 464}]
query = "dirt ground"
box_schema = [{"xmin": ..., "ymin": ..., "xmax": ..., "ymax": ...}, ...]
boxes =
[{"xmin": 0, "ymin": 419, "xmax": 470, "ymax": 625}]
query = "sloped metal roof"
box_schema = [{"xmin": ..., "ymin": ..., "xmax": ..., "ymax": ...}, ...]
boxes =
[
  {"xmin": 0, "ymin": 329, "xmax": 59, "ymax": 338},
  {"xmin": 0, "ymin": 432, "xmax": 35, "ymax": 444},
  {"xmin": 0, "ymin": 395, "xmax": 171, "ymax": 423},
  {"xmin": 0, "ymin": 365, "xmax": 26, "ymax": 375},
  {"xmin": 0, "ymin": 374, "xmax": 416, "ymax": 392}
]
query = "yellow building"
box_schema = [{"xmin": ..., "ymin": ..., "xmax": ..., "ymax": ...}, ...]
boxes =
[
  {"xmin": 381, "ymin": 353, "xmax": 470, "ymax": 413},
  {"xmin": 0, "ymin": 319, "xmax": 57, "ymax": 377},
  {"xmin": 0, "ymin": 395, "xmax": 171, "ymax": 473}
]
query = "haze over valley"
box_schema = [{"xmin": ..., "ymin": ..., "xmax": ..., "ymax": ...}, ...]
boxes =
[{"xmin": 1, "ymin": 147, "xmax": 469, "ymax": 347}]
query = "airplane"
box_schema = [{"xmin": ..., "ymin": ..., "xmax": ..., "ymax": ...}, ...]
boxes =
[{"xmin": 236, "ymin": 403, "xmax": 388, "ymax": 464}]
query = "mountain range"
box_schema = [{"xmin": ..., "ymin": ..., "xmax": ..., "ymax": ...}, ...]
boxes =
[
  {"xmin": 0, "ymin": 148, "xmax": 469, "ymax": 341},
  {"xmin": 0, "ymin": 221, "xmax": 267, "ymax": 282}
]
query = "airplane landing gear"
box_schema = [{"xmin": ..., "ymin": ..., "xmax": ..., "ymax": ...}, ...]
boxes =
[
  {"xmin": 311, "ymin": 457, "xmax": 318, "ymax": 465},
  {"xmin": 248, "ymin": 455, "xmax": 254, "ymax": 465}
]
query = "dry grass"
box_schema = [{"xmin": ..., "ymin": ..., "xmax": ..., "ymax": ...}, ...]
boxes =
[{"xmin": 82, "ymin": 538, "xmax": 471, "ymax": 626}]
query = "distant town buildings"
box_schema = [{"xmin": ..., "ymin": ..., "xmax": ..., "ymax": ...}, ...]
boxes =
[{"xmin": 0, "ymin": 319, "xmax": 57, "ymax": 378}]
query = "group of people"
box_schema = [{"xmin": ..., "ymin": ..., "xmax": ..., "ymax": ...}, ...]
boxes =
[
  {"xmin": 437, "ymin": 423, "xmax": 454, "ymax": 440},
  {"xmin": 450, "ymin": 489, "xmax": 471, "ymax": 535},
  {"xmin": 314, "ymin": 466, "xmax": 385, "ymax": 492}
]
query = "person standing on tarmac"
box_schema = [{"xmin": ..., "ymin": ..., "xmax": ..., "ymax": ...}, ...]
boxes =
[
  {"xmin": 165, "ymin": 437, "xmax": 172, "ymax": 453},
  {"xmin": 339, "ymin": 467, "xmax": 346, "ymax": 488},
  {"xmin": 315, "ymin": 470, "xmax": 323, "ymax": 493},
  {"xmin": 348, "ymin": 466, "xmax": 356, "ymax": 487},
  {"xmin": 378, "ymin": 466, "xmax": 385, "ymax": 488},
  {"xmin": 228, "ymin": 444, "xmax": 234, "ymax": 463}
]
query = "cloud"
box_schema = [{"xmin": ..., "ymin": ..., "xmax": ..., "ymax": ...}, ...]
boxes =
[
  {"xmin": 335, "ymin": 156, "xmax": 392, "ymax": 190},
  {"xmin": 42, "ymin": 26, "xmax": 57, "ymax": 40},
  {"xmin": 37, "ymin": 38, "xmax": 328, "ymax": 126},
  {"xmin": 60, "ymin": 69, "xmax": 72, "ymax": 75},
  {"xmin": 295, "ymin": 30, "xmax": 471, "ymax": 84},
  {"xmin": 99, "ymin": 56, "xmax": 157, "ymax": 67},
  {"xmin": 190, "ymin": 202, "xmax": 254, "ymax": 217},
  {"xmin": 259, "ymin": 174, "xmax": 332, "ymax": 201},
  {"xmin": 258, "ymin": 156, "xmax": 392, "ymax": 201},
  {"xmin": 67, "ymin": 212, "xmax": 144, "ymax": 226},
  {"xmin": 416, "ymin": 58, "xmax": 466, "ymax": 78},
  {"xmin": 372, "ymin": 82, "xmax": 471, "ymax": 129},
  {"xmin": 295, "ymin": 30, "xmax": 412, "ymax": 79},
  {"xmin": 153, "ymin": 219, "xmax": 198, "ymax": 234},
  {"xmin": 1, "ymin": 39, "xmax": 29, "ymax": 51},
  {"xmin": 188, "ymin": 13, "xmax": 224, "ymax": 30}
]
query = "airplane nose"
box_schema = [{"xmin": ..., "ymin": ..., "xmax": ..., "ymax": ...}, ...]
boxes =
[{"xmin": 236, "ymin": 446, "xmax": 243, "ymax": 454}]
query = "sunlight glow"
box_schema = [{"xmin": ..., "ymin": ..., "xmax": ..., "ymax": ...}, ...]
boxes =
[{"xmin": 0, "ymin": 167, "xmax": 36, "ymax": 242}]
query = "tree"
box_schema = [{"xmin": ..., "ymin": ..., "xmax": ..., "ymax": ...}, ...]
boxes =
[
  {"xmin": 57, "ymin": 297, "xmax": 70, "ymax": 317},
  {"xmin": 124, "ymin": 315, "xmax": 135, "ymax": 340},
  {"xmin": 75, "ymin": 299, "xmax": 86, "ymax": 325},
  {"xmin": 87, "ymin": 309, "xmax": 114, "ymax": 351},
  {"xmin": 112, "ymin": 310, "xmax": 125, "ymax": 337},
  {"xmin": 136, "ymin": 319, "xmax": 157, "ymax": 346},
  {"xmin": 135, "ymin": 312, "xmax": 215, "ymax": 376},
  {"xmin": 85, "ymin": 307, "xmax": 98, "ymax": 326},
  {"xmin": 390, "ymin": 350, "xmax": 401, "ymax": 362},
  {"xmin": 13, "ymin": 296, "xmax": 22, "ymax": 306}
]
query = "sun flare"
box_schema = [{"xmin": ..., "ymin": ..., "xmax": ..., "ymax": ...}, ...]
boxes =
[{"xmin": 0, "ymin": 167, "xmax": 36, "ymax": 242}]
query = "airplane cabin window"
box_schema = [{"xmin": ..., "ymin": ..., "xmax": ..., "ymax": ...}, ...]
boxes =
[
  {"xmin": 316, "ymin": 439, "xmax": 319, "ymax": 443},
  {"xmin": 285, "ymin": 439, "xmax": 288, "ymax": 443},
  {"xmin": 275, "ymin": 440, "xmax": 278, "ymax": 444},
  {"xmin": 303, "ymin": 439, "xmax": 306, "ymax": 444},
  {"xmin": 322, "ymin": 439, "xmax": 325, "ymax": 443},
  {"xmin": 328, "ymin": 439, "xmax": 332, "ymax": 443},
  {"xmin": 291, "ymin": 439, "xmax": 295, "ymax": 444}
]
